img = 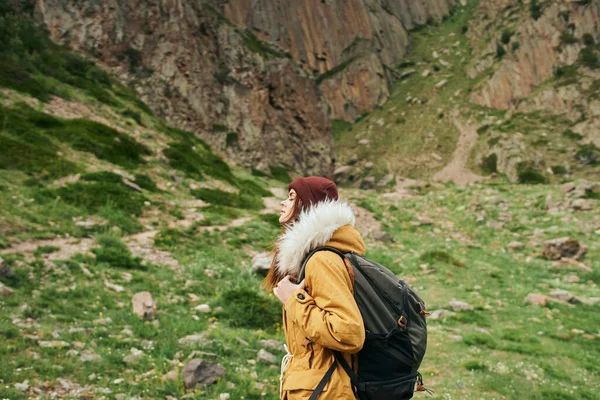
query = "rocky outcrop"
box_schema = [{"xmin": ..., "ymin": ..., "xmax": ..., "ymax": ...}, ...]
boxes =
[
  {"xmin": 35, "ymin": 0, "xmax": 332, "ymax": 175},
  {"xmin": 222, "ymin": 0, "xmax": 455, "ymax": 121},
  {"xmin": 469, "ymin": 1, "xmax": 600, "ymax": 111},
  {"xmin": 34, "ymin": 0, "xmax": 457, "ymax": 171}
]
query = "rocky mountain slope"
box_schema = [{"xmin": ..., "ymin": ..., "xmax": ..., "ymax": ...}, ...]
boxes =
[
  {"xmin": 32, "ymin": 0, "xmax": 457, "ymax": 176},
  {"xmin": 333, "ymin": 0, "xmax": 600, "ymax": 187}
]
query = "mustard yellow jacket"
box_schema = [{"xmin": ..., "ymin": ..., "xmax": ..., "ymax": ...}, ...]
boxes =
[{"xmin": 280, "ymin": 221, "xmax": 365, "ymax": 400}]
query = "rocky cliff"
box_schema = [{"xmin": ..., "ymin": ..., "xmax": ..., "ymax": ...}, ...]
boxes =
[{"xmin": 33, "ymin": 0, "xmax": 456, "ymax": 176}]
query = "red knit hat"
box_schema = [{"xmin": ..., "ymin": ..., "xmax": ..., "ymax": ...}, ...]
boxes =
[{"xmin": 288, "ymin": 176, "xmax": 339, "ymax": 207}]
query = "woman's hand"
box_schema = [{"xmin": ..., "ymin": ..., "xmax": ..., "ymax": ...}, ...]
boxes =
[{"xmin": 273, "ymin": 276, "xmax": 306, "ymax": 304}]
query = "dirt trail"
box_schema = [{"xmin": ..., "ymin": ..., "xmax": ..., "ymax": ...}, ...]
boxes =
[
  {"xmin": 0, "ymin": 188, "xmax": 285, "ymax": 267},
  {"xmin": 433, "ymin": 117, "xmax": 482, "ymax": 185}
]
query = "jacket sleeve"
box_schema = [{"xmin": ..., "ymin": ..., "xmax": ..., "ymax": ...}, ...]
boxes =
[{"xmin": 284, "ymin": 253, "xmax": 365, "ymax": 353}]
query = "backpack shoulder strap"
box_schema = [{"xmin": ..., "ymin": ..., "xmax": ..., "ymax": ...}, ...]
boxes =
[{"xmin": 297, "ymin": 246, "xmax": 347, "ymax": 283}]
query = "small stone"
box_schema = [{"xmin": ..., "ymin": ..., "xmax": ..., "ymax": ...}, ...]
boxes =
[
  {"xmin": 373, "ymin": 231, "xmax": 394, "ymax": 243},
  {"xmin": 104, "ymin": 278, "xmax": 124, "ymax": 293},
  {"xmin": 259, "ymin": 339, "xmax": 284, "ymax": 352},
  {"xmin": 417, "ymin": 215, "xmax": 434, "ymax": 225},
  {"xmin": 434, "ymin": 79, "xmax": 448, "ymax": 88},
  {"xmin": 549, "ymin": 289, "xmax": 575, "ymax": 303},
  {"xmin": 524, "ymin": 293, "xmax": 548, "ymax": 307},
  {"xmin": 236, "ymin": 337, "xmax": 249, "ymax": 346},
  {"xmin": 422, "ymin": 69, "xmax": 431, "ymax": 77},
  {"xmin": 161, "ymin": 369, "xmax": 179, "ymax": 382},
  {"xmin": 0, "ymin": 282, "xmax": 15, "ymax": 296},
  {"xmin": 195, "ymin": 304, "xmax": 212, "ymax": 313},
  {"xmin": 14, "ymin": 380, "xmax": 29, "ymax": 391},
  {"xmin": 429, "ymin": 309, "xmax": 456, "ymax": 320},
  {"xmin": 365, "ymin": 161, "xmax": 375, "ymax": 169},
  {"xmin": 507, "ymin": 241, "xmax": 524, "ymax": 251},
  {"xmin": 486, "ymin": 220, "xmax": 505, "ymax": 229},
  {"xmin": 257, "ymin": 349, "xmax": 277, "ymax": 364},
  {"xmin": 447, "ymin": 300, "xmax": 474, "ymax": 312},
  {"xmin": 122, "ymin": 178, "xmax": 143, "ymax": 192},
  {"xmin": 564, "ymin": 274, "xmax": 581, "ymax": 283},
  {"xmin": 204, "ymin": 269, "xmax": 220, "ymax": 278},
  {"xmin": 182, "ymin": 358, "xmax": 226, "ymax": 390},
  {"xmin": 219, "ymin": 394, "xmax": 231, "ymax": 400},
  {"xmin": 561, "ymin": 183, "xmax": 576, "ymax": 193},
  {"xmin": 255, "ymin": 382, "xmax": 266, "ymax": 391},
  {"xmin": 132, "ymin": 292, "xmax": 156, "ymax": 321},
  {"xmin": 358, "ymin": 139, "xmax": 370, "ymax": 145},
  {"xmin": 80, "ymin": 349, "xmax": 102, "ymax": 362},
  {"xmin": 376, "ymin": 174, "xmax": 395, "ymax": 187},
  {"xmin": 431, "ymin": 153, "xmax": 443, "ymax": 161},
  {"xmin": 39, "ymin": 340, "xmax": 70, "ymax": 348},
  {"xmin": 0, "ymin": 256, "xmax": 14, "ymax": 279},
  {"xmin": 543, "ymin": 237, "xmax": 586, "ymax": 261},
  {"xmin": 179, "ymin": 333, "xmax": 210, "ymax": 347},
  {"xmin": 334, "ymin": 165, "xmax": 353, "ymax": 176},
  {"xmin": 251, "ymin": 252, "xmax": 272, "ymax": 276},
  {"xmin": 123, "ymin": 348, "xmax": 144, "ymax": 364},
  {"xmin": 360, "ymin": 176, "xmax": 376, "ymax": 190}
]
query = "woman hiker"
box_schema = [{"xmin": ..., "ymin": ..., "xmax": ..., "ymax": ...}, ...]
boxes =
[{"xmin": 264, "ymin": 176, "xmax": 365, "ymax": 400}]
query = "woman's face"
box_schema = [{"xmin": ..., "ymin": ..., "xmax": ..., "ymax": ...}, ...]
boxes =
[{"xmin": 279, "ymin": 189, "xmax": 297, "ymax": 224}]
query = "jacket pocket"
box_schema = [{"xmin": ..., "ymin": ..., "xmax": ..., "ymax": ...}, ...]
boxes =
[
  {"xmin": 357, "ymin": 373, "xmax": 417, "ymax": 400},
  {"xmin": 282, "ymin": 369, "xmax": 332, "ymax": 392}
]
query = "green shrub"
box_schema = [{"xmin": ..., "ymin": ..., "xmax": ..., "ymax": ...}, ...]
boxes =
[
  {"xmin": 580, "ymin": 47, "xmax": 600, "ymax": 69},
  {"xmin": 269, "ymin": 165, "xmax": 291, "ymax": 183},
  {"xmin": 216, "ymin": 288, "xmax": 281, "ymax": 330},
  {"xmin": 477, "ymin": 124, "xmax": 491, "ymax": 135},
  {"xmin": 481, "ymin": 153, "xmax": 498, "ymax": 175},
  {"xmin": 551, "ymin": 165, "xmax": 567, "ymax": 175},
  {"xmin": 211, "ymin": 124, "xmax": 228, "ymax": 133},
  {"xmin": 511, "ymin": 41, "xmax": 520, "ymax": 52},
  {"xmin": 43, "ymin": 181, "xmax": 147, "ymax": 216},
  {"xmin": 517, "ymin": 166, "xmax": 548, "ymax": 184},
  {"xmin": 121, "ymin": 109, "xmax": 143, "ymax": 125},
  {"xmin": 1, "ymin": 104, "xmax": 150, "ymax": 169},
  {"xmin": 164, "ymin": 141, "xmax": 235, "ymax": 183},
  {"xmin": 501, "ymin": 29, "xmax": 512, "ymax": 44},
  {"xmin": 226, "ymin": 132, "xmax": 239, "ymax": 148},
  {"xmin": 575, "ymin": 144, "xmax": 598, "ymax": 165},
  {"xmin": 134, "ymin": 173, "xmax": 160, "ymax": 192},
  {"xmin": 496, "ymin": 44, "xmax": 506, "ymax": 59},
  {"xmin": 562, "ymin": 129, "xmax": 582, "ymax": 140},
  {"xmin": 190, "ymin": 188, "xmax": 263, "ymax": 210},
  {"xmin": 582, "ymin": 33, "xmax": 595, "ymax": 46},
  {"xmin": 93, "ymin": 234, "xmax": 145, "ymax": 269},
  {"xmin": 33, "ymin": 245, "xmax": 59, "ymax": 257},
  {"xmin": 560, "ymin": 32, "xmax": 579, "ymax": 45},
  {"xmin": 331, "ymin": 119, "xmax": 353, "ymax": 139},
  {"xmin": 530, "ymin": 0, "xmax": 542, "ymax": 20},
  {"xmin": 463, "ymin": 359, "xmax": 487, "ymax": 371}
]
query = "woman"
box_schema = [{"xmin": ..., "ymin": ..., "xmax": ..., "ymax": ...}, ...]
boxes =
[{"xmin": 264, "ymin": 176, "xmax": 365, "ymax": 400}]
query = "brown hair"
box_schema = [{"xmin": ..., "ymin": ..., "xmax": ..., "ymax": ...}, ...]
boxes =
[{"xmin": 263, "ymin": 196, "xmax": 305, "ymax": 291}]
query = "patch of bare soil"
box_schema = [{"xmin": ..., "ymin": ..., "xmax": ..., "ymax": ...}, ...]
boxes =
[{"xmin": 433, "ymin": 117, "xmax": 482, "ymax": 185}]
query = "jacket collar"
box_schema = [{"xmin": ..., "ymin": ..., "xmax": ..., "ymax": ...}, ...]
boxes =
[{"xmin": 276, "ymin": 199, "xmax": 356, "ymax": 277}]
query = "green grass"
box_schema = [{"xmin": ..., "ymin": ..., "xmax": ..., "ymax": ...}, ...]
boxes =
[{"xmin": 93, "ymin": 234, "xmax": 145, "ymax": 270}]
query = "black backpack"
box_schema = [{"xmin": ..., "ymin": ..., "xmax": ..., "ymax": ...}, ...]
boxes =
[{"xmin": 298, "ymin": 246, "xmax": 431, "ymax": 400}]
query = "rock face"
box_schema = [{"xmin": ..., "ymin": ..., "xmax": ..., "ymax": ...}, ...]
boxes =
[
  {"xmin": 468, "ymin": 0, "xmax": 600, "ymax": 149},
  {"xmin": 34, "ymin": 0, "xmax": 457, "ymax": 173},
  {"xmin": 34, "ymin": 0, "xmax": 332, "ymax": 176}
]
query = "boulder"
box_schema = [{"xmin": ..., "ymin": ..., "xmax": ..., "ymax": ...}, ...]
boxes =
[
  {"xmin": 257, "ymin": 349, "xmax": 277, "ymax": 364},
  {"xmin": 0, "ymin": 282, "xmax": 14, "ymax": 297},
  {"xmin": 251, "ymin": 252, "xmax": 272, "ymax": 276},
  {"xmin": 182, "ymin": 359, "xmax": 225, "ymax": 390},
  {"xmin": 179, "ymin": 333, "xmax": 210, "ymax": 347},
  {"xmin": 123, "ymin": 348, "xmax": 144, "ymax": 364},
  {"xmin": 0, "ymin": 257, "xmax": 14, "ymax": 279},
  {"xmin": 542, "ymin": 237, "xmax": 586, "ymax": 261},
  {"xmin": 373, "ymin": 231, "xmax": 394, "ymax": 243},
  {"xmin": 259, "ymin": 339, "xmax": 284, "ymax": 352},
  {"xmin": 507, "ymin": 241, "xmax": 524, "ymax": 251},
  {"xmin": 428, "ymin": 309, "xmax": 456, "ymax": 320},
  {"xmin": 524, "ymin": 293, "xmax": 548, "ymax": 307},
  {"xmin": 447, "ymin": 299, "xmax": 474, "ymax": 312},
  {"xmin": 132, "ymin": 292, "xmax": 157, "ymax": 321},
  {"xmin": 333, "ymin": 165, "xmax": 352, "ymax": 176},
  {"xmin": 560, "ymin": 183, "xmax": 576, "ymax": 193},
  {"xmin": 360, "ymin": 176, "xmax": 376, "ymax": 190}
]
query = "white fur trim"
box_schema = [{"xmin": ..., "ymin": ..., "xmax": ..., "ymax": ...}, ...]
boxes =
[{"xmin": 276, "ymin": 200, "xmax": 355, "ymax": 277}]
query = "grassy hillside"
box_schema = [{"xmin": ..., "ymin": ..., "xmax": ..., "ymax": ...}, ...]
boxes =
[
  {"xmin": 333, "ymin": 0, "xmax": 599, "ymax": 185},
  {"xmin": 0, "ymin": 3, "xmax": 599, "ymax": 400}
]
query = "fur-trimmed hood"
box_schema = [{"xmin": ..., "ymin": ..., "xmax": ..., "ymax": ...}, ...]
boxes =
[{"xmin": 276, "ymin": 200, "xmax": 365, "ymax": 277}]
